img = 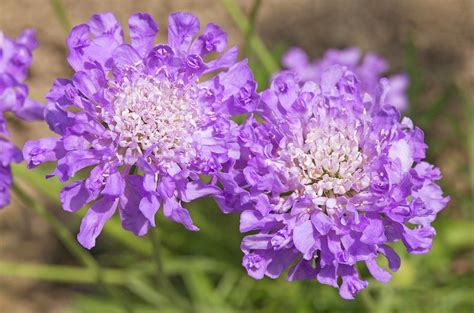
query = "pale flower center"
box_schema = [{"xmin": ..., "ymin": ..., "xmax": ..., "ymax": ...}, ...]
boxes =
[
  {"xmin": 108, "ymin": 75, "xmax": 203, "ymax": 162},
  {"xmin": 285, "ymin": 124, "xmax": 370, "ymax": 200}
]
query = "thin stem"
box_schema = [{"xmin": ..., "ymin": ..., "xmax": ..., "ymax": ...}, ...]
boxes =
[
  {"xmin": 150, "ymin": 230, "xmax": 165, "ymax": 288},
  {"xmin": 0, "ymin": 261, "xmax": 127, "ymax": 285},
  {"xmin": 464, "ymin": 93, "xmax": 474, "ymax": 200},
  {"xmin": 12, "ymin": 183, "xmax": 96, "ymax": 269},
  {"xmin": 0, "ymin": 260, "xmax": 166, "ymax": 309},
  {"xmin": 149, "ymin": 229, "xmax": 192, "ymax": 310},
  {"xmin": 244, "ymin": 0, "xmax": 263, "ymax": 57},
  {"xmin": 11, "ymin": 164, "xmax": 153, "ymax": 256},
  {"xmin": 49, "ymin": 0, "xmax": 71, "ymax": 31},
  {"xmin": 220, "ymin": 0, "xmax": 279, "ymax": 75},
  {"xmin": 12, "ymin": 182, "xmax": 134, "ymax": 313}
]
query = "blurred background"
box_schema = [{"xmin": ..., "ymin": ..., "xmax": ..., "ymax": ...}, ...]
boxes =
[{"xmin": 0, "ymin": 0, "xmax": 473, "ymax": 312}]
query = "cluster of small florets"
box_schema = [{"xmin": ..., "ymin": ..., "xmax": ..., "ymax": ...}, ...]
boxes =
[
  {"xmin": 1, "ymin": 11, "xmax": 448, "ymax": 301},
  {"xmin": 217, "ymin": 68, "xmax": 448, "ymax": 299},
  {"xmin": 0, "ymin": 29, "xmax": 44, "ymax": 208},
  {"xmin": 23, "ymin": 12, "xmax": 258, "ymax": 249},
  {"xmin": 282, "ymin": 47, "xmax": 409, "ymax": 111}
]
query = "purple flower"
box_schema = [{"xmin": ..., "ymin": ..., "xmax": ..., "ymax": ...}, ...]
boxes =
[
  {"xmin": 23, "ymin": 12, "xmax": 258, "ymax": 249},
  {"xmin": 282, "ymin": 47, "xmax": 409, "ymax": 111},
  {"xmin": 0, "ymin": 29, "xmax": 44, "ymax": 209},
  {"xmin": 218, "ymin": 67, "xmax": 448, "ymax": 299}
]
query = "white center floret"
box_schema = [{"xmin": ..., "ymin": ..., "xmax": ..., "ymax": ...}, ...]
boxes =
[
  {"xmin": 109, "ymin": 75, "xmax": 203, "ymax": 162},
  {"xmin": 285, "ymin": 124, "xmax": 370, "ymax": 199}
]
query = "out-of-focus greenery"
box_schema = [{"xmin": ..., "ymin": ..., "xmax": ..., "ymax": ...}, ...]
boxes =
[{"xmin": 3, "ymin": 0, "xmax": 473, "ymax": 312}]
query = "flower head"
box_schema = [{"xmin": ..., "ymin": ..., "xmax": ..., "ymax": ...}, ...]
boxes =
[
  {"xmin": 0, "ymin": 29, "xmax": 43, "ymax": 208},
  {"xmin": 218, "ymin": 67, "xmax": 448, "ymax": 299},
  {"xmin": 283, "ymin": 47, "xmax": 409, "ymax": 111},
  {"xmin": 24, "ymin": 12, "xmax": 258, "ymax": 249}
]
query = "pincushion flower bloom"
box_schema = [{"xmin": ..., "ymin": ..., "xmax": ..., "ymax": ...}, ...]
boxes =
[
  {"xmin": 1, "ymin": 29, "xmax": 44, "ymax": 208},
  {"xmin": 283, "ymin": 47, "xmax": 409, "ymax": 111},
  {"xmin": 217, "ymin": 67, "xmax": 448, "ymax": 299},
  {"xmin": 23, "ymin": 12, "xmax": 258, "ymax": 249}
]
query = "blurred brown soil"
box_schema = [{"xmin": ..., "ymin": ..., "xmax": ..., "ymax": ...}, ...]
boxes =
[{"xmin": 0, "ymin": 0, "xmax": 472, "ymax": 312}]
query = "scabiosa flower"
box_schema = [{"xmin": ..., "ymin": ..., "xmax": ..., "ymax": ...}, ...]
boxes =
[
  {"xmin": 0, "ymin": 29, "xmax": 44, "ymax": 208},
  {"xmin": 217, "ymin": 67, "xmax": 448, "ymax": 299},
  {"xmin": 23, "ymin": 12, "xmax": 258, "ymax": 249},
  {"xmin": 282, "ymin": 47, "xmax": 409, "ymax": 111}
]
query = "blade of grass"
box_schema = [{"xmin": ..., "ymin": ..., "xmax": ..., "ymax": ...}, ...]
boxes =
[
  {"xmin": 463, "ymin": 93, "xmax": 474, "ymax": 199},
  {"xmin": 0, "ymin": 261, "xmax": 127, "ymax": 285},
  {"xmin": 215, "ymin": 272, "xmax": 239, "ymax": 300},
  {"xmin": 12, "ymin": 164, "xmax": 152, "ymax": 255},
  {"xmin": 0, "ymin": 261, "xmax": 168, "ymax": 310},
  {"xmin": 220, "ymin": 0, "xmax": 279, "ymax": 75},
  {"xmin": 12, "ymin": 182, "xmax": 134, "ymax": 313},
  {"xmin": 127, "ymin": 275, "xmax": 166, "ymax": 307},
  {"xmin": 50, "ymin": 0, "xmax": 71, "ymax": 31},
  {"xmin": 149, "ymin": 230, "xmax": 192, "ymax": 310},
  {"xmin": 243, "ymin": 0, "xmax": 262, "ymax": 57},
  {"xmin": 12, "ymin": 182, "xmax": 97, "ymax": 269},
  {"xmin": 184, "ymin": 271, "xmax": 225, "ymax": 308}
]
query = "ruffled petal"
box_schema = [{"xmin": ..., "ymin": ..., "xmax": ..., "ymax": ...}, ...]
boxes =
[
  {"xmin": 52, "ymin": 150, "xmax": 101, "ymax": 182},
  {"xmin": 23, "ymin": 137, "xmax": 63, "ymax": 168},
  {"xmin": 378, "ymin": 245, "xmax": 401, "ymax": 272},
  {"xmin": 338, "ymin": 266, "xmax": 368, "ymax": 300},
  {"xmin": 288, "ymin": 258, "xmax": 318, "ymax": 281},
  {"xmin": 266, "ymin": 249, "xmax": 299, "ymax": 279},
  {"xmin": 241, "ymin": 234, "xmax": 272, "ymax": 252},
  {"xmin": 402, "ymin": 225, "xmax": 435, "ymax": 254},
  {"xmin": 17, "ymin": 28, "xmax": 38, "ymax": 50},
  {"xmin": 77, "ymin": 196, "xmax": 118, "ymax": 249},
  {"xmin": 129, "ymin": 13, "xmax": 159, "ymax": 57},
  {"xmin": 60, "ymin": 180, "xmax": 91, "ymax": 212},
  {"xmin": 282, "ymin": 47, "xmax": 309, "ymax": 70},
  {"xmin": 66, "ymin": 24, "xmax": 92, "ymax": 71},
  {"xmin": 88, "ymin": 13, "xmax": 123, "ymax": 42},
  {"xmin": 293, "ymin": 220, "xmax": 317, "ymax": 259},
  {"xmin": 366, "ymin": 258, "xmax": 391, "ymax": 283},
  {"xmin": 0, "ymin": 165, "xmax": 13, "ymax": 208},
  {"xmin": 119, "ymin": 175, "xmax": 156, "ymax": 236},
  {"xmin": 14, "ymin": 98, "xmax": 45, "ymax": 121},
  {"xmin": 360, "ymin": 214, "xmax": 386, "ymax": 245},
  {"xmin": 0, "ymin": 139, "xmax": 22, "ymax": 166},
  {"xmin": 242, "ymin": 252, "xmax": 268, "ymax": 280},
  {"xmin": 190, "ymin": 23, "xmax": 227, "ymax": 56},
  {"xmin": 102, "ymin": 170, "xmax": 125, "ymax": 197},
  {"xmin": 163, "ymin": 196, "xmax": 198, "ymax": 231},
  {"xmin": 180, "ymin": 180, "xmax": 220, "ymax": 202},
  {"xmin": 168, "ymin": 12, "xmax": 200, "ymax": 53}
]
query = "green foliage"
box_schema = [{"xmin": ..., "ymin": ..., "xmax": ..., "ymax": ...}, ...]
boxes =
[{"xmin": 1, "ymin": 0, "xmax": 471, "ymax": 313}]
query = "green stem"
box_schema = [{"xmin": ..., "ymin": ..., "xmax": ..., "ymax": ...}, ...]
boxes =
[
  {"xmin": 0, "ymin": 261, "xmax": 127, "ymax": 285},
  {"xmin": 244, "ymin": 0, "xmax": 262, "ymax": 57},
  {"xmin": 149, "ymin": 230, "xmax": 192, "ymax": 310},
  {"xmin": 464, "ymin": 93, "xmax": 474, "ymax": 200},
  {"xmin": 12, "ymin": 183, "xmax": 96, "ymax": 269},
  {"xmin": 11, "ymin": 164, "xmax": 152, "ymax": 256},
  {"xmin": 150, "ymin": 231, "xmax": 165, "ymax": 288},
  {"xmin": 0, "ymin": 261, "xmax": 166, "ymax": 309},
  {"xmin": 220, "ymin": 0, "xmax": 279, "ymax": 75},
  {"xmin": 49, "ymin": 0, "xmax": 71, "ymax": 31},
  {"xmin": 12, "ymin": 182, "xmax": 134, "ymax": 313}
]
